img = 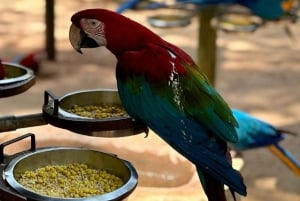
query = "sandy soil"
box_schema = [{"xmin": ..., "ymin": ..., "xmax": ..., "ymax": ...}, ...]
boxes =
[{"xmin": 0, "ymin": 1, "xmax": 300, "ymax": 201}]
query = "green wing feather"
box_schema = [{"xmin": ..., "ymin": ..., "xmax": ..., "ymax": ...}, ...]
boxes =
[{"xmin": 178, "ymin": 65, "xmax": 239, "ymax": 143}]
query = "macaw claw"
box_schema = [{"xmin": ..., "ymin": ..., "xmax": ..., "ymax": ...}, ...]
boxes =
[{"xmin": 144, "ymin": 127, "xmax": 150, "ymax": 138}]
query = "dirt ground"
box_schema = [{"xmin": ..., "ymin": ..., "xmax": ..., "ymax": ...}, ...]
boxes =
[{"xmin": 0, "ymin": 1, "xmax": 300, "ymax": 201}]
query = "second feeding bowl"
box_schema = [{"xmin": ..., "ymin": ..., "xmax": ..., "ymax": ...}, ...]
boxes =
[
  {"xmin": 0, "ymin": 62, "xmax": 35, "ymax": 97},
  {"xmin": 214, "ymin": 12, "xmax": 263, "ymax": 33},
  {"xmin": 147, "ymin": 14, "xmax": 191, "ymax": 28},
  {"xmin": 147, "ymin": 7, "xmax": 194, "ymax": 28},
  {"xmin": 43, "ymin": 89, "xmax": 148, "ymax": 137}
]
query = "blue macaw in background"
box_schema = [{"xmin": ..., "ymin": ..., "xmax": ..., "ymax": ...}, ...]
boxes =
[
  {"xmin": 117, "ymin": 0, "xmax": 295, "ymax": 20},
  {"xmin": 176, "ymin": 0, "xmax": 235, "ymax": 5},
  {"xmin": 231, "ymin": 109, "xmax": 300, "ymax": 176},
  {"xmin": 116, "ymin": 0, "xmax": 168, "ymax": 13},
  {"xmin": 115, "ymin": 0, "xmax": 231, "ymax": 14},
  {"xmin": 177, "ymin": 0, "xmax": 295, "ymax": 20},
  {"xmin": 237, "ymin": 0, "xmax": 287, "ymax": 20}
]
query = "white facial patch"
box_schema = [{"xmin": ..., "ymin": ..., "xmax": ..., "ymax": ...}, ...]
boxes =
[{"xmin": 80, "ymin": 18, "xmax": 107, "ymax": 46}]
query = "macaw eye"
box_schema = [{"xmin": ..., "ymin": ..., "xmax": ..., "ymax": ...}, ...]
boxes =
[
  {"xmin": 80, "ymin": 18, "xmax": 105, "ymax": 37},
  {"xmin": 87, "ymin": 19, "xmax": 100, "ymax": 28}
]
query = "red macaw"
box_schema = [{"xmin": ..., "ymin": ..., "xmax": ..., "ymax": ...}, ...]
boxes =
[
  {"xmin": 69, "ymin": 9, "xmax": 247, "ymax": 201},
  {"xmin": 11, "ymin": 50, "xmax": 46, "ymax": 73}
]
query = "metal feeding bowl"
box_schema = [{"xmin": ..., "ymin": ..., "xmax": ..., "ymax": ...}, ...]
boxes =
[
  {"xmin": 42, "ymin": 89, "xmax": 148, "ymax": 137},
  {"xmin": 0, "ymin": 62, "xmax": 35, "ymax": 97},
  {"xmin": 147, "ymin": 14, "xmax": 191, "ymax": 28},
  {"xmin": 147, "ymin": 7, "xmax": 194, "ymax": 28},
  {"xmin": 3, "ymin": 134, "xmax": 138, "ymax": 201},
  {"xmin": 213, "ymin": 12, "xmax": 263, "ymax": 33}
]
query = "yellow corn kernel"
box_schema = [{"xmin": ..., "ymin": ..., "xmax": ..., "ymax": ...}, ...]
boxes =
[
  {"xmin": 66, "ymin": 104, "xmax": 127, "ymax": 119},
  {"xmin": 17, "ymin": 163, "xmax": 124, "ymax": 198}
]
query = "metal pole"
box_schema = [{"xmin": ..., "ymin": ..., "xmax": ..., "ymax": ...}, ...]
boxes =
[
  {"xmin": 197, "ymin": 6, "xmax": 217, "ymax": 86},
  {"xmin": 45, "ymin": 0, "xmax": 56, "ymax": 60},
  {"xmin": 0, "ymin": 113, "xmax": 47, "ymax": 132}
]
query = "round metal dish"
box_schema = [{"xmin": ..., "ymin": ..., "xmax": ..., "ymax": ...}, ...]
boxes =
[
  {"xmin": 42, "ymin": 89, "xmax": 148, "ymax": 137},
  {"xmin": 214, "ymin": 13, "xmax": 262, "ymax": 33},
  {"xmin": 0, "ymin": 62, "xmax": 35, "ymax": 97},
  {"xmin": 147, "ymin": 14, "xmax": 191, "ymax": 28},
  {"xmin": 4, "ymin": 147, "xmax": 138, "ymax": 201}
]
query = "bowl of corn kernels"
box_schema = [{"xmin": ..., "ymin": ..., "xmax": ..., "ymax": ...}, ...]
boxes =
[
  {"xmin": 57, "ymin": 89, "xmax": 129, "ymax": 120},
  {"xmin": 42, "ymin": 89, "xmax": 148, "ymax": 137},
  {"xmin": 0, "ymin": 62, "xmax": 34, "ymax": 85},
  {"xmin": 4, "ymin": 147, "xmax": 138, "ymax": 201}
]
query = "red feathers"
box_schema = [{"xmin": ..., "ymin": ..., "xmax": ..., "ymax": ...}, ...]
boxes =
[
  {"xmin": 203, "ymin": 173, "xmax": 228, "ymax": 201},
  {"xmin": 71, "ymin": 9, "xmax": 192, "ymax": 82},
  {"xmin": 12, "ymin": 50, "xmax": 46, "ymax": 73},
  {"xmin": 18, "ymin": 53, "xmax": 40, "ymax": 73}
]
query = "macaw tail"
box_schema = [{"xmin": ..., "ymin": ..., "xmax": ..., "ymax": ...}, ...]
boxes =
[
  {"xmin": 268, "ymin": 143, "xmax": 300, "ymax": 177},
  {"xmin": 276, "ymin": 128, "xmax": 297, "ymax": 136},
  {"xmin": 197, "ymin": 168, "xmax": 228, "ymax": 201}
]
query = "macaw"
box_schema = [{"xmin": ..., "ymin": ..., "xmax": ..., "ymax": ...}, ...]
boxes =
[
  {"xmin": 116, "ymin": 0, "xmax": 233, "ymax": 13},
  {"xmin": 237, "ymin": 0, "xmax": 295, "ymax": 20},
  {"xmin": 0, "ymin": 59, "xmax": 4, "ymax": 79},
  {"xmin": 175, "ymin": 0, "xmax": 235, "ymax": 5},
  {"xmin": 116, "ymin": 0, "xmax": 168, "ymax": 13},
  {"xmin": 117, "ymin": 0, "xmax": 296, "ymax": 20},
  {"xmin": 11, "ymin": 50, "xmax": 46, "ymax": 73},
  {"xmin": 177, "ymin": 0, "xmax": 296, "ymax": 20},
  {"xmin": 231, "ymin": 109, "xmax": 300, "ymax": 176},
  {"xmin": 69, "ymin": 8, "xmax": 246, "ymax": 201}
]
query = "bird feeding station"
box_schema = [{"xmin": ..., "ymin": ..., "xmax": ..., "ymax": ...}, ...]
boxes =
[{"xmin": 0, "ymin": 62, "xmax": 147, "ymax": 201}]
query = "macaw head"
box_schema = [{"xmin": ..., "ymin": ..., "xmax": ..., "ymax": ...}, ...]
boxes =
[
  {"xmin": 281, "ymin": 0, "xmax": 296, "ymax": 13},
  {"xmin": 69, "ymin": 9, "xmax": 107, "ymax": 54},
  {"xmin": 69, "ymin": 8, "xmax": 159, "ymax": 56},
  {"xmin": 238, "ymin": 0, "xmax": 297, "ymax": 20}
]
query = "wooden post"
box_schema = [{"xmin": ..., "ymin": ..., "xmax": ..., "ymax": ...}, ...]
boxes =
[
  {"xmin": 197, "ymin": 6, "xmax": 217, "ymax": 86},
  {"xmin": 45, "ymin": 0, "xmax": 55, "ymax": 60}
]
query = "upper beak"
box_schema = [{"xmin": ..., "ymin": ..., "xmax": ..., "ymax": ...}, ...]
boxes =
[{"xmin": 69, "ymin": 24, "xmax": 83, "ymax": 54}]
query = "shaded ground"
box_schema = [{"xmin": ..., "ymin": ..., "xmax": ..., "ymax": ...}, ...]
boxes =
[{"xmin": 0, "ymin": 1, "xmax": 300, "ymax": 201}]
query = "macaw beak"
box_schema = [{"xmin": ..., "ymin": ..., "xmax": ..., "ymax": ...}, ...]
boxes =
[
  {"xmin": 69, "ymin": 24, "xmax": 83, "ymax": 54},
  {"xmin": 69, "ymin": 24, "xmax": 99, "ymax": 54},
  {"xmin": 281, "ymin": 0, "xmax": 295, "ymax": 12}
]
